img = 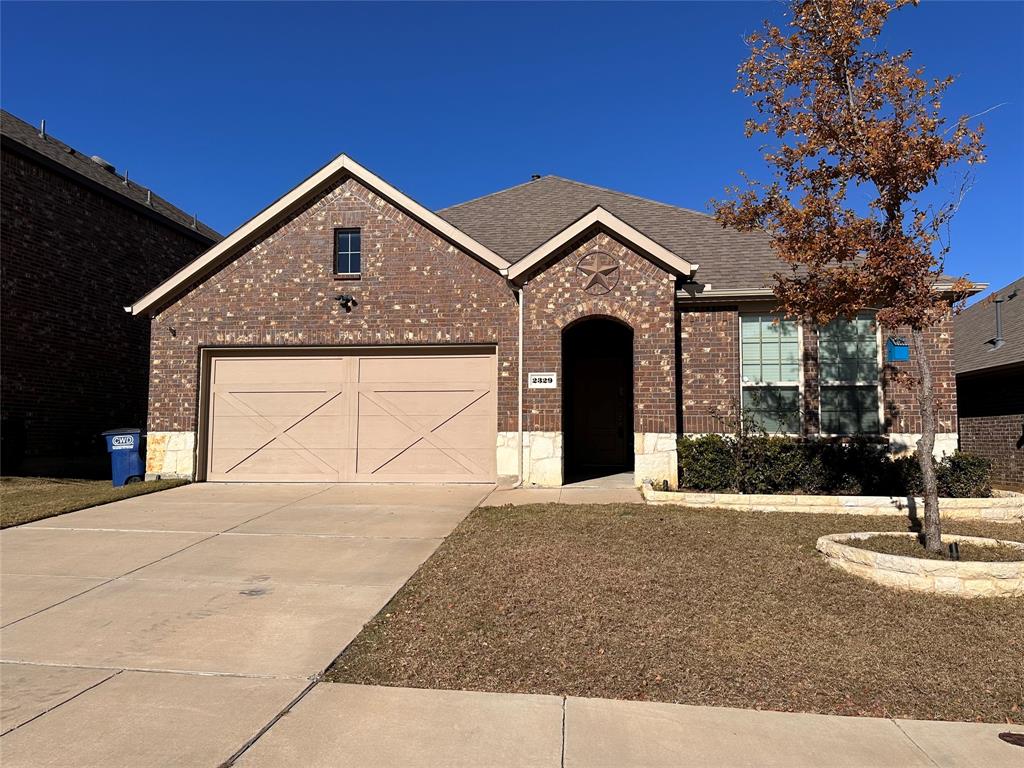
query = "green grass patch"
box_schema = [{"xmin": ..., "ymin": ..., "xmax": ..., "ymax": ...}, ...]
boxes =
[{"xmin": 0, "ymin": 476, "xmax": 188, "ymax": 528}]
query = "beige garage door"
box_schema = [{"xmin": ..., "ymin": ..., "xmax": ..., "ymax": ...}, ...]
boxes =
[{"xmin": 205, "ymin": 350, "xmax": 496, "ymax": 483}]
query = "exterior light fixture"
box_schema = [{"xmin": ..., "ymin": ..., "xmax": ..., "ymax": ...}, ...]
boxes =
[{"xmin": 335, "ymin": 294, "xmax": 359, "ymax": 313}]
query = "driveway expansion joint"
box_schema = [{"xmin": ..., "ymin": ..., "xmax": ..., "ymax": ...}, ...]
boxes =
[{"xmin": 890, "ymin": 718, "xmax": 944, "ymax": 768}]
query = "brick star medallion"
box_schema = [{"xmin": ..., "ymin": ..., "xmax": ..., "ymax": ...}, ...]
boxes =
[{"xmin": 577, "ymin": 251, "xmax": 619, "ymax": 295}]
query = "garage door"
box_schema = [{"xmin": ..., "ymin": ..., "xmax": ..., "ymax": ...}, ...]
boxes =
[{"xmin": 204, "ymin": 350, "xmax": 496, "ymax": 483}]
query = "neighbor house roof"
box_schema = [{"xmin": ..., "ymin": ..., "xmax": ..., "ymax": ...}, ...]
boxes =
[
  {"xmin": 1, "ymin": 110, "xmax": 220, "ymax": 243},
  {"xmin": 954, "ymin": 276, "xmax": 1024, "ymax": 375},
  {"xmin": 440, "ymin": 175, "xmax": 777, "ymax": 290}
]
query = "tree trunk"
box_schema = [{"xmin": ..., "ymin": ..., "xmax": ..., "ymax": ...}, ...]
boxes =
[{"xmin": 910, "ymin": 326, "xmax": 942, "ymax": 553}]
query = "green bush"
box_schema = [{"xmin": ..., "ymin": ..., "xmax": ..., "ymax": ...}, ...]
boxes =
[
  {"xmin": 676, "ymin": 435, "xmax": 992, "ymax": 498},
  {"xmin": 937, "ymin": 451, "xmax": 992, "ymax": 498},
  {"xmin": 737, "ymin": 436, "xmax": 804, "ymax": 494},
  {"xmin": 677, "ymin": 434, "xmax": 736, "ymax": 491}
]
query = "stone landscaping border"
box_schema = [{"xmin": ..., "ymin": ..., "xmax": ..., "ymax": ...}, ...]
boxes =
[
  {"xmin": 640, "ymin": 483, "xmax": 1024, "ymax": 522},
  {"xmin": 815, "ymin": 532, "xmax": 1024, "ymax": 598}
]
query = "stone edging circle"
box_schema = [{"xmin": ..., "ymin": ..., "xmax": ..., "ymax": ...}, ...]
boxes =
[{"xmin": 815, "ymin": 532, "xmax": 1024, "ymax": 598}]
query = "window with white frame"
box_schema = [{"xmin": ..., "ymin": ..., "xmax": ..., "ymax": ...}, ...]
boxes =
[
  {"xmin": 740, "ymin": 314, "xmax": 801, "ymax": 434},
  {"xmin": 818, "ymin": 312, "xmax": 882, "ymax": 435}
]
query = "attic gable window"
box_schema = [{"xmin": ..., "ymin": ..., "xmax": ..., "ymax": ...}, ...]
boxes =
[{"xmin": 334, "ymin": 228, "xmax": 361, "ymax": 276}]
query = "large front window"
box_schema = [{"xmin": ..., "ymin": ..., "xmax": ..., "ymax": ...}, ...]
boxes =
[
  {"xmin": 740, "ymin": 314, "xmax": 801, "ymax": 434},
  {"xmin": 818, "ymin": 312, "xmax": 882, "ymax": 434}
]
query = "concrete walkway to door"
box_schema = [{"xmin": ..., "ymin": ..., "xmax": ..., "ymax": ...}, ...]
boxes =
[{"xmin": 0, "ymin": 482, "xmax": 489, "ymax": 767}]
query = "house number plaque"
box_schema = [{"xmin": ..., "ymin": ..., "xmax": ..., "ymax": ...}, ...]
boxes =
[{"xmin": 528, "ymin": 372, "xmax": 557, "ymax": 389}]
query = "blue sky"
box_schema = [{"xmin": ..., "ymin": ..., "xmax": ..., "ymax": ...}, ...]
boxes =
[{"xmin": 3, "ymin": 1, "xmax": 1021, "ymax": 302}]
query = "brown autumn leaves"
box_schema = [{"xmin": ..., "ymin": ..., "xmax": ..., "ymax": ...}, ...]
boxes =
[{"xmin": 712, "ymin": 0, "xmax": 986, "ymax": 331}]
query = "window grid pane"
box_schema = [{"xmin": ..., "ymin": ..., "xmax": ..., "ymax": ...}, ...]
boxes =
[
  {"xmin": 335, "ymin": 228, "xmax": 362, "ymax": 274},
  {"xmin": 740, "ymin": 315, "xmax": 799, "ymax": 385},
  {"xmin": 820, "ymin": 313, "xmax": 878, "ymax": 383},
  {"xmin": 742, "ymin": 386, "xmax": 801, "ymax": 434},
  {"xmin": 821, "ymin": 385, "xmax": 880, "ymax": 434}
]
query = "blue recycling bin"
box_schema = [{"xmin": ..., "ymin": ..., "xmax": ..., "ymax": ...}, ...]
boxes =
[{"xmin": 102, "ymin": 428, "xmax": 145, "ymax": 487}]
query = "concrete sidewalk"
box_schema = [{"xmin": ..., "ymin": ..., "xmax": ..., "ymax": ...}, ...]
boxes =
[
  {"xmin": 0, "ymin": 483, "xmax": 488, "ymax": 767},
  {"xmin": 235, "ymin": 683, "xmax": 1023, "ymax": 768},
  {"xmin": 483, "ymin": 473, "xmax": 642, "ymax": 506},
  {"xmin": 3, "ymin": 482, "xmax": 1021, "ymax": 767}
]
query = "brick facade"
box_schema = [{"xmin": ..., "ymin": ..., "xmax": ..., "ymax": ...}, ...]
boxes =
[
  {"xmin": 880, "ymin": 316, "xmax": 957, "ymax": 436},
  {"xmin": 957, "ymin": 364, "xmax": 1024, "ymax": 492},
  {"xmin": 677, "ymin": 306, "xmax": 959, "ymax": 448},
  {"xmin": 522, "ymin": 232, "xmax": 677, "ymax": 435},
  {"xmin": 959, "ymin": 414, "xmax": 1024, "ymax": 492},
  {"xmin": 137, "ymin": 165, "xmax": 964, "ymax": 485},
  {"xmin": 679, "ymin": 307, "xmax": 739, "ymax": 434},
  {"xmin": 0, "ymin": 149, "xmax": 211, "ymax": 475},
  {"xmin": 147, "ymin": 176, "xmax": 520, "ymax": 435}
]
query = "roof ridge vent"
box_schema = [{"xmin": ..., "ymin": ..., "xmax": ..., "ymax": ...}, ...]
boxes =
[{"xmin": 89, "ymin": 155, "xmax": 116, "ymax": 173}]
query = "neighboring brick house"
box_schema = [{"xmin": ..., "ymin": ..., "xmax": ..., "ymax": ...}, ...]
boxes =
[
  {"xmin": 130, "ymin": 154, "xmax": 972, "ymax": 487},
  {"xmin": 954, "ymin": 277, "xmax": 1024, "ymax": 491},
  {"xmin": 1, "ymin": 110, "xmax": 219, "ymax": 476}
]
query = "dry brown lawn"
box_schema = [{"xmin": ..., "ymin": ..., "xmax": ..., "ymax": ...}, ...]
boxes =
[
  {"xmin": 0, "ymin": 476, "xmax": 187, "ymax": 528},
  {"xmin": 854, "ymin": 533, "xmax": 1023, "ymax": 561},
  {"xmin": 327, "ymin": 503, "xmax": 1024, "ymax": 723}
]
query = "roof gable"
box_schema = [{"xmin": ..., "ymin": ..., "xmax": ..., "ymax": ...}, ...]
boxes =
[
  {"xmin": 507, "ymin": 206, "xmax": 696, "ymax": 282},
  {"xmin": 130, "ymin": 154, "xmax": 510, "ymax": 315},
  {"xmin": 440, "ymin": 175, "xmax": 777, "ymax": 290}
]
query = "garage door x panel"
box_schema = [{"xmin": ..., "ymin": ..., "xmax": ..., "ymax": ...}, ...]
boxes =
[{"xmin": 205, "ymin": 352, "xmax": 495, "ymax": 483}]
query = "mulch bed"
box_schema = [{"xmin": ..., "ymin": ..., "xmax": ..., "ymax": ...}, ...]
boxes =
[
  {"xmin": 326, "ymin": 504, "xmax": 1024, "ymax": 723},
  {"xmin": 0, "ymin": 476, "xmax": 187, "ymax": 528},
  {"xmin": 853, "ymin": 534, "xmax": 1024, "ymax": 562}
]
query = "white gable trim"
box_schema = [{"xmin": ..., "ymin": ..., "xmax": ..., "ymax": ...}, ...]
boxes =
[
  {"xmin": 129, "ymin": 154, "xmax": 511, "ymax": 315},
  {"xmin": 507, "ymin": 206, "xmax": 696, "ymax": 283}
]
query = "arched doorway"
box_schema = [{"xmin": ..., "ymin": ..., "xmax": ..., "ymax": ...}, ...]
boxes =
[{"xmin": 562, "ymin": 317, "xmax": 634, "ymax": 483}]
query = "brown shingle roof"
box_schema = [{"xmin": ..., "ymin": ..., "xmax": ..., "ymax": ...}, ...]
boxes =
[
  {"xmin": 1, "ymin": 110, "xmax": 220, "ymax": 242},
  {"xmin": 954, "ymin": 275, "xmax": 1024, "ymax": 374},
  {"xmin": 439, "ymin": 175, "xmax": 779, "ymax": 290}
]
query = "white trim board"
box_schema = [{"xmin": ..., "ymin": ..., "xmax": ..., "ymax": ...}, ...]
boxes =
[
  {"xmin": 507, "ymin": 206, "xmax": 696, "ymax": 282},
  {"xmin": 129, "ymin": 154, "xmax": 511, "ymax": 315}
]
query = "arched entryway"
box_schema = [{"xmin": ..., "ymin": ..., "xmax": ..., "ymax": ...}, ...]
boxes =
[{"xmin": 562, "ymin": 317, "xmax": 634, "ymax": 483}]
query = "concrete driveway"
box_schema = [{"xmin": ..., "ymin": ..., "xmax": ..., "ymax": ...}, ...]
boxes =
[{"xmin": 0, "ymin": 482, "xmax": 488, "ymax": 767}]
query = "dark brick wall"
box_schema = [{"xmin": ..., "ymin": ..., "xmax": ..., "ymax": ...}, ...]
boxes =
[
  {"xmin": 959, "ymin": 413, "xmax": 1024, "ymax": 492},
  {"xmin": 957, "ymin": 364, "xmax": 1024, "ymax": 492},
  {"xmin": 880, "ymin": 315, "xmax": 957, "ymax": 436},
  {"xmin": 0, "ymin": 148, "xmax": 211, "ymax": 475},
  {"xmin": 521, "ymin": 232, "xmax": 678, "ymax": 435},
  {"xmin": 148, "ymin": 176, "xmax": 520, "ymax": 434}
]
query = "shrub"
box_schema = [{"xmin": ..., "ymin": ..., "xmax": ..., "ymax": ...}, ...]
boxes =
[
  {"xmin": 880, "ymin": 454, "xmax": 923, "ymax": 496},
  {"xmin": 675, "ymin": 434, "xmax": 993, "ymax": 498},
  {"xmin": 737, "ymin": 436, "xmax": 804, "ymax": 493},
  {"xmin": 677, "ymin": 434, "xmax": 736, "ymax": 491},
  {"xmin": 936, "ymin": 451, "xmax": 992, "ymax": 498}
]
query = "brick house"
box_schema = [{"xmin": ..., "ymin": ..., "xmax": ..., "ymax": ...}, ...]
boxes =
[
  {"xmin": 954, "ymin": 277, "xmax": 1024, "ymax": 491},
  {"xmin": 131, "ymin": 154, "xmax": 971, "ymax": 487},
  {"xmin": 1, "ymin": 111, "xmax": 219, "ymax": 475}
]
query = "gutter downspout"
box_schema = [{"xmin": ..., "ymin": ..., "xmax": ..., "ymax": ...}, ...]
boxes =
[{"xmin": 513, "ymin": 282, "xmax": 525, "ymax": 488}]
